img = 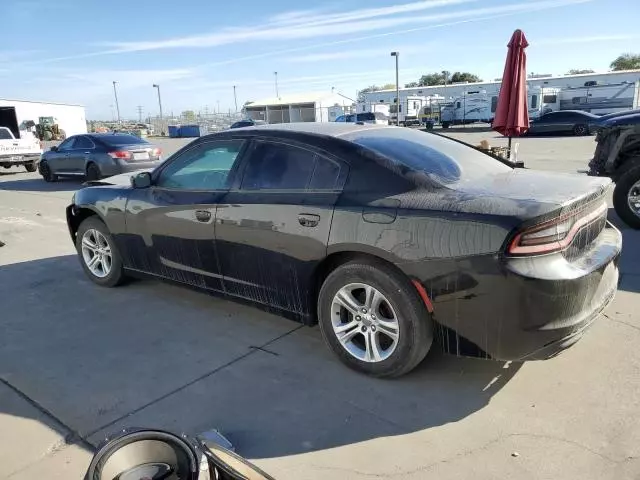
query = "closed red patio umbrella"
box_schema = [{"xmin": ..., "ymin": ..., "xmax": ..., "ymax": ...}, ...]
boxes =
[{"xmin": 492, "ymin": 29, "xmax": 530, "ymax": 162}]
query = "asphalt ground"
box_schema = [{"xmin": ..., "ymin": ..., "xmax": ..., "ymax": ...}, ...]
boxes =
[{"xmin": 1, "ymin": 131, "xmax": 639, "ymax": 479}]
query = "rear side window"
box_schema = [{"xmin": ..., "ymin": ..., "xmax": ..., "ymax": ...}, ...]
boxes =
[
  {"xmin": 344, "ymin": 128, "xmax": 510, "ymax": 184},
  {"xmin": 0, "ymin": 129, "xmax": 12, "ymax": 140},
  {"xmin": 242, "ymin": 142, "xmax": 316, "ymax": 190},
  {"xmin": 74, "ymin": 136, "xmax": 94, "ymax": 149},
  {"xmin": 241, "ymin": 141, "xmax": 342, "ymax": 190},
  {"xmin": 100, "ymin": 134, "xmax": 149, "ymax": 146}
]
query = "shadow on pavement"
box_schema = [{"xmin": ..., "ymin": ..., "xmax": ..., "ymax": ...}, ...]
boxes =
[
  {"xmin": 0, "ymin": 254, "xmax": 521, "ymax": 461},
  {"xmin": 0, "ymin": 176, "xmax": 82, "ymax": 192}
]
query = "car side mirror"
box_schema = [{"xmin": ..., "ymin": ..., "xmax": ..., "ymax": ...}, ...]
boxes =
[
  {"xmin": 50, "ymin": 145, "xmax": 58, "ymax": 152},
  {"xmin": 131, "ymin": 171, "xmax": 152, "ymax": 189}
]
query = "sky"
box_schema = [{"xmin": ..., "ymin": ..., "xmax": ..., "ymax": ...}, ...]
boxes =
[{"xmin": 1, "ymin": 0, "xmax": 638, "ymax": 119}]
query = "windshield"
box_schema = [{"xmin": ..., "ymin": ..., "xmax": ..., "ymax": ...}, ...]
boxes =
[{"xmin": 343, "ymin": 127, "xmax": 511, "ymax": 184}]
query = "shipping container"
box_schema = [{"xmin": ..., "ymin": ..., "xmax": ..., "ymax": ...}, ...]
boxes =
[
  {"xmin": 168, "ymin": 125, "xmax": 181, "ymax": 138},
  {"xmin": 179, "ymin": 124, "xmax": 201, "ymax": 137}
]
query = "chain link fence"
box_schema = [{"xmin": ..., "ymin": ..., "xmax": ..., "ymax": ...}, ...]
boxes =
[{"xmin": 149, "ymin": 112, "xmax": 244, "ymax": 136}]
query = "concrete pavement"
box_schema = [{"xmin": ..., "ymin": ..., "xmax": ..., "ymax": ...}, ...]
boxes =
[{"xmin": 1, "ymin": 134, "xmax": 639, "ymax": 479}]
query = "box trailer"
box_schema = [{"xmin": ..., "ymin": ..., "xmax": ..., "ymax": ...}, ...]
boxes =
[{"xmin": 0, "ymin": 99, "xmax": 87, "ymax": 137}]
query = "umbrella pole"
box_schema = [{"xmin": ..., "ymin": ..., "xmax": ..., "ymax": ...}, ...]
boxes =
[{"xmin": 508, "ymin": 136, "xmax": 512, "ymax": 160}]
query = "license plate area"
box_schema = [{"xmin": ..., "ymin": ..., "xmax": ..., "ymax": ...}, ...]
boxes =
[{"xmin": 132, "ymin": 152, "xmax": 149, "ymax": 161}]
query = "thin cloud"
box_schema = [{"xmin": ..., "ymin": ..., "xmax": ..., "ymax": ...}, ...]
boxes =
[
  {"xmin": 97, "ymin": 0, "xmax": 476, "ymax": 52},
  {"xmin": 286, "ymin": 45, "xmax": 431, "ymax": 63},
  {"xmin": 536, "ymin": 33, "xmax": 640, "ymax": 45}
]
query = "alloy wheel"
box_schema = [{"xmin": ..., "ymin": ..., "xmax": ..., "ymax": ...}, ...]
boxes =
[
  {"xmin": 81, "ymin": 229, "xmax": 112, "ymax": 278},
  {"xmin": 628, "ymin": 179, "xmax": 640, "ymax": 219},
  {"xmin": 330, "ymin": 283, "xmax": 400, "ymax": 363}
]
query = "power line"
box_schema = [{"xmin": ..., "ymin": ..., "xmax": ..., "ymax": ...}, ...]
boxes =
[{"xmin": 136, "ymin": 105, "xmax": 144, "ymax": 123}]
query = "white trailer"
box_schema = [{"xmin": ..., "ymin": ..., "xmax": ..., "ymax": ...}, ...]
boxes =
[
  {"xmin": 440, "ymin": 87, "xmax": 560, "ymax": 127},
  {"xmin": 558, "ymin": 81, "xmax": 640, "ymax": 114},
  {"xmin": 0, "ymin": 99, "xmax": 86, "ymax": 136}
]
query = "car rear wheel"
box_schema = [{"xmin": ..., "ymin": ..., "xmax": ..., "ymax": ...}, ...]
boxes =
[
  {"xmin": 24, "ymin": 161, "xmax": 37, "ymax": 172},
  {"xmin": 318, "ymin": 259, "xmax": 433, "ymax": 377},
  {"xmin": 573, "ymin": 124, "xmax": 588, "ymax": 136},
  {"xmin": 613, "ymin": 162, "xmax": 640, "ymax": 229},
  {"xmin": 86, "ymin": 163, "xmax": 102, "ymax": 181},
  {"xmin": 39, "ymin": 160, "xmax": 58, "ymax": 182},
  {"xmin": 76, "ymin": 216, "xmax": 126, "ymax": 287}
]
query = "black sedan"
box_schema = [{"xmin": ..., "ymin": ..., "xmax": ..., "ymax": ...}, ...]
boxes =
[
  {"xmin": 528, "ymin": 110, "xmax": 600, "ymax": 136},
  {"xmin": 38, "ymin": 133, "xmax": 163, "ymax": 182},
  {"xmin": 66, "ymin": 124, "xmax": 621, "ymax": 377}
]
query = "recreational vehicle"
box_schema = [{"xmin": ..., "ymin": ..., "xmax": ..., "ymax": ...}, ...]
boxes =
[{"xmin": 558, "ymin": 81, "xmax": 640, "ymax": 115}]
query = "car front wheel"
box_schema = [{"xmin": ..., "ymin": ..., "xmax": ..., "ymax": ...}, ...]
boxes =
[
  {"xmin": 76, "ymin": 216, "xmax": 126, "ymax": 286},
  {"xmin": 39, "ymin": 160, "xmax": 58, "ymax": 182},
  {"xmin": 318, "ymin": 259, "xmax": 433, "ymax": 377},
  {"xmin": 613, "ymin": 162, "xmax": 640, "ymax": 229}
]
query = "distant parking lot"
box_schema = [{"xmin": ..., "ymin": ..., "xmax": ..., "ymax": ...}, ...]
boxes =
[{"xmin": 1, "ymin": 131, "xmax": 639, "ymax": 480}]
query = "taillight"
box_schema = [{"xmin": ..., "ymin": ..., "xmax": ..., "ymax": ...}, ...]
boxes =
[
  {"xmin": 108, "ymin": 150, "xmax": 132, "ymax": 160},
  {"xmin": 508, "ymin": 203, "xmax": 607, "ymax": 256},
  {"xmin": 151, "ymin": 148, "xmax": 162, "ymax": 157}
]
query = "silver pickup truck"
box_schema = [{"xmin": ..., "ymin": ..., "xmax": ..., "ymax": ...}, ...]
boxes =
[{"xmin": 0, "ymin": 126, "xmax": 43, "ymax": 172}]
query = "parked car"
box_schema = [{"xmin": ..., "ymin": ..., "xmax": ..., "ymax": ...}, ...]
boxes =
[
  {"xmin": 230, "ymin": 119, "xmax": 266, "ymax": 129},
  {"xmin": 335, "ymin": 112, "xmax": 389, "ymax": 125},
  {"xmin": 66, "ymin": 123, "xmax": 621, "ymax": 377},
  {"xmin": 527, "ymin": 110, "xmax": 600, "ymax": 136},
  {"xmin": 38, "ymin": 133, "xmax": 162, "ymax": 182},
  {"xmin": 0, "ymin": 126, "xmax": 42, "ymax": 172},
  {"xmin": 588, "ymin": 111, "xmax": 640, "ymax": 228}
]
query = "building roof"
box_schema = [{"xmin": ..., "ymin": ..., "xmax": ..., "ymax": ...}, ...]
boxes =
[
  {"xmin": 244, "ymin": 92, "xmax": 348, "ymax": 108},
  {"xmin": 0, "ymin": 98, "xmax": 85, "ymax": 107}
]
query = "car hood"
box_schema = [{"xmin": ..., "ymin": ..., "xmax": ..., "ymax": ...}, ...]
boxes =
[
  {"xmin": 601, "ymin": 112, "xmax": 640, "ymax": 127},
  {"xmin": 86, "ymin": 168, "xmax": 153, "ymax": 188},
  {"xmin": 398, "ymin": 169, "xmax": 611, "ymax": 221}
]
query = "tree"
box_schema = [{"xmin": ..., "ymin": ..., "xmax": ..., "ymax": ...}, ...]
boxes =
[
  {"xmin": 357, "ymin": 85, "xmax": 382, "ymax": 101},
  {"xmin": 381, "ymin": 83, "xmax": 396, "ymax": 90},
  {"xmin": 182, "ymin": 110, "xmax": 196, "ymax": 121},
  {"xmin": 414, "ymin": 71, "xmax": 481, "ymax": 86},
  {"xmin": 450, "ymin": 72, "xmax": 482, "ymax": 83},
  {"xmin": 567, "ymin": 69, "xmax": 595, "ymax": 75},
  {"xmin": 404, "ymin": 82, "xmax": 419, "ymax": 88},
  {"xmin": 610, "ymin": 53, "xmax": 640, "ymax": 71}
]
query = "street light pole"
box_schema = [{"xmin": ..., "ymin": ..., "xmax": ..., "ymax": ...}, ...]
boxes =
[
  {"xmin": 274, "ymin": 71, "xmax": 279, "ymax": 98},
  {"xmin": 390, "ymin": 52, "xmax": 400, "ymax": 126},
  {"xmin": 112, "ymin": 81, "xmax": 121, "ymax": 123},
  {"xmin": 233, "ymin": 85, "xmax": 238, "ymax": 112},
  {"xmin": 152, "ymin": 84, "xmax": 163, "ymax": 120}
]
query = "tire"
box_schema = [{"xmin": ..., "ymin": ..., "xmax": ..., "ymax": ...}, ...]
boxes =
[
  {"xmin": 573, "ymin": 124, "xmax": 588, "ymax": 136},
  {"xmin": 86, "ymin": 163, "xmax": 101, "ymax": 181},
  {"xmin": 38, "ymin": 160, "xmax": 58, "ymax": 182},
  {"xmin": 24, "ymin": 161, "xmax": 37, "ymax": 173},
  {"xmin": 613, "ymin": 162, "xmax": 640, "ymax": 229},
  {"xmin": 442, "ymin": 122, "xmax": 450, "ymax": 129},
  {"xmin": 75, "ymin": 216, "xmax": 126, "ymax": 287},
  {"xmin": 317, "ymin": 259, "xmax": 433, "ymax": 378}
]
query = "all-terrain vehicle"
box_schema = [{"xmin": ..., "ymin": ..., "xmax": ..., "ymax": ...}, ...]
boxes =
[{"xmin": 588, "ymin": 111, "xmax": 640, "ymax": 229}]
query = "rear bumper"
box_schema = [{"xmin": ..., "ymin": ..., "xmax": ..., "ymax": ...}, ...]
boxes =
[
  {"xmin": 0, "ymin": 153, "xmax": 41, "ymax": 165},
  {"xmin": 101, "ymin": 160, "xmax": 162, "ymax": 176},
  {"xmin": 400, "ymin": 222, "xmax": 622, "ymax": 361}
]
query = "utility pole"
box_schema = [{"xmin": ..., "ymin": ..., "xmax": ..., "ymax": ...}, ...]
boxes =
[
  {"xmin": 217, "ymin": 100, "xmax": 220, "ymax": 114},
  {"xmin": 152, "ymin": 84, "xmax": 163, "ymax": 120},
  {"xmin": 233, "ymin": 85, "xmax": 238, "ymax": 112},
  {"xmin": 274, "ymin": 71, "xmax": 279, "ymax": 98},
  {"xmin": 390, "ymin": 52, "xmax": 400, "ymax": 126},
  {"xmin": 136, "ymin": 106, "xmax": 143, "ymax": 123},
  {"xmin": 112, "ymin": 81, "xmax": 121, "ymax": 123}
]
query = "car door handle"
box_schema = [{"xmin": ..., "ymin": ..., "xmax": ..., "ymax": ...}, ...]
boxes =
[
  {"xmin": 195, "ymin": 209, "xmax": 212, "ymax": 222},
  {"xmin": 298, "ymin": 213, "xmax": 320, "ymax": 227}
]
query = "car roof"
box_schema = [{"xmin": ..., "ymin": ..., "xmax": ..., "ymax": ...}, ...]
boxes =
[
  {"xmin": 237, "ymin": 122, "xmax": 387, "ymax": 137},
  {"xmin": 548, "ymin": 110, "xmax": 597, "ymax": 117}
]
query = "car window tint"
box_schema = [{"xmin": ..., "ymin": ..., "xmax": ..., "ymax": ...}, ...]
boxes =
[
  {"xmin": 74, "ymin": 136, "xmax": 94, "ymax": 149},
  {"xmin": 309, "ymin": 156, "xmax": 341, "ymax": 190},
  {"xmin": 241, "ymin": 142, "xmax": 316, "ymax": 190},
  {"xmin": 157, "ymin": 140, "xmax": 245, "ymax": 190},
  {"xmin": 344, "ymin": 128, "xmax": 511, "ymax": 184},
  {"xmin": 57, "ymin": 137, "xmax": 76, "ymax": 150}
]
